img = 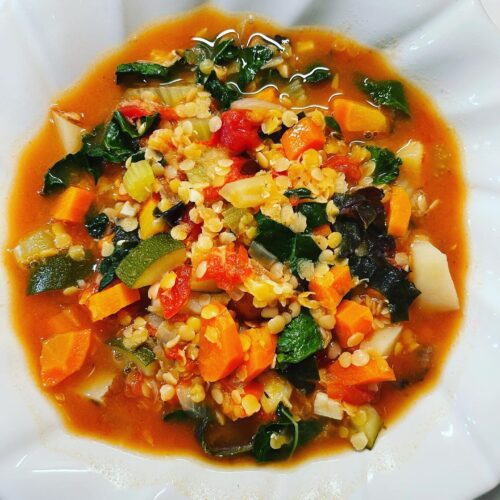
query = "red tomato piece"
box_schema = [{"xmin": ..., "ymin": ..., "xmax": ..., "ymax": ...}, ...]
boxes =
[
  {"xmin": 201, "ymin": 244, "xmax": 251, "ymax": 291},
  {"xmin": 159, "ymin": 265, "xmax": 192, "ymax": 319},
  {"xmin": 218, "ymin": 110, "xmax": 262, "ymax": 154},
  {"xmin": 326, "ymin": 379, "xmax": 376, "ymax": 405},
  {"xmin": 324, "ymin": 155, "xmax": 362, "ymax": 183},
  {"xmin": 158, "ymin": 106, "xmax": 179, "ymax": 121},
  {"xmin": 118, "ymin": 104, "xmax": 150, "ymax": 120}
]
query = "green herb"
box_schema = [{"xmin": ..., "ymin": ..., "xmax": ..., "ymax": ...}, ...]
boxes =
[
  {"xmin": 203, "ymin": 71, "xmax": 240, "ymax": 110},
  {"xmin": 278, "ymin": 355, "xmax": 319, "ymax": 393},
  {"xmin": 296, "ymin": 202, "xmax": 327, "ymax": 231},
  {"xmin": 98, "ymin": 227, "xmax": 140, "ymax": 290},
  {"xmin": 252, "ymin": 403, "xmax": 322, "ymax": 462},
  {"xmin": 284, "ymin": 188, "xmax": 314, "ymax": 200},
  {"xmin": 27, "ymin": 253, "xmax": 94, "ymax": 295},
  {"xmin": 325, "ymin": 115, "xmax": 341, "ymax": 134},
  {"xmin": 276, "ymin": 309, "xmax": 323, "ymax": 364},
  {"xmin": 112, "ymin": 110, "xmax": 160, "ymax": 139},
  {"xmin": 212, "ymin": 39, "xmax": 239, "ymax": 64},
  {"xmin": 253, "ymin": 213, "xmax": 321, "ymax": 273},
  {"xmin": 367, "ymin": 146, "xmax": 402, "ymax": 185},
  {"xmin": 357, "ymin": 75, "xmax": 410, "ymax": 116},
  {"xmin": 349, "ymin": 255, "xmax": 420, "ymax": 321},
  {"xmin": 42, "ymin": 152, "xmax": 102, "ymax": 195},
  {"xmin": 85, "ymin": 213, "xmax": 109, "ymax": 239},
  {"xmin": 303, "ymin": 65, "xmax": 332, "ymax": 84},
  {"xmin": 115, "ymin": 62, "xmax": 172, "ymax": 85},
  {"xmin": 237, "ymin": 45, "xmax": 274, "ymax": 88}
]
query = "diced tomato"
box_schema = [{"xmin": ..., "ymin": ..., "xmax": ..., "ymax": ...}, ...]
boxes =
[
  {"xmin": 218, "ymin": 110, "xmax": 262, "ymax": 154},
  {"xmin": 118, "ymin": 104, "xmax": 150, "ymax": 120},
  {"xmin": 324, "ymin": 155, "xmax": 362, "ymax": 183},
  {"xmin": 125, "ymin": 370, "xmax": 144, "ymax": 398},
  {"xmin": 159, "ymin": 265, "xmax": 192, "ymax": 319},
  {"xmin": 158, "ymin": 106, "xmax": 179, "ymax": 121},
  {"xmin": 243, "ymin": 380, "xmax": 264, "ymax": 400},
  {"xmin": 326, "ymin": 379, "xmax": 376, "ymax": 405},
  {"xmin": 200, "ymin": 244, "xmax": 251, "ymax": 291}
]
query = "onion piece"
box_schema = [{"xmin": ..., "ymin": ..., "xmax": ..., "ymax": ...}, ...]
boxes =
[{"xmin": 231, "ymin": 98, "xmax": 285, "ymax": 111}]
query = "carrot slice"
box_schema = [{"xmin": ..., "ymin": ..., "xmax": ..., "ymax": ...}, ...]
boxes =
[
  {"xmin": 281, "ymin": 117, "xmax": 326, "ymax": 160},
  {"xmin": 46, "ymin": 306, "xmax": 87, "ymax": 335},
  {"xmin": 331, "ymin": 98, "xmax": 388, "ymax": 133},
  {"xmin": 198, "ymin": 303, "xmax": 244, "ymax": 382},
  {"xmin": 310, "ymin": 265, "xmax": 352, "ymax": 312},
  {"xmin": 334, "ymin": 299, "xmax": 373, "ymax": 348},
  {"xmin": 326, "ymin": 379, "xmax": 376, "ymax": 405},
  {"xmin": 53, "ymin": 186, "xmax": 94, "ymax": 224},
  {"xmin": 386, "ymin": 186, "xmax": 412, "ymax": 237},
  {"xmin": 40, "ymin": 329, "xmax": 91, "ymax": 386},
  {"xmin": 86, "ymin": 282, "xmax": 141, "ymax": 321},
  {"xmin": 328, "ymin": 357, "xmax": 396, "ymax": 386},
  {"xmin": 241, "ymin": 327, "xmax": 277, "ymax": 382},
  {"xmin": 255, "ymin": 87, "xmax": 279, "ymax": 103}
]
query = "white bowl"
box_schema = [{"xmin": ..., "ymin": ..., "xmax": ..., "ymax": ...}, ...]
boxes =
[{"xmin": 1, "ymin": 1, "xmax": 500, "ymax": 498}]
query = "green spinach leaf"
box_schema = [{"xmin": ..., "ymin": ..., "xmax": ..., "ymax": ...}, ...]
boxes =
[
  {"xmin": 367, "ymin": 146, "xmax": 402, "ymax": 185},
  {"xmin": 203, "ymin": 71, "xmax": 240, "ymax": 110},
  {"xmin": 325, "ymin": 115, "xmax": 341, "ymax": 134},
  {"xmin": 284, "ymin": 188, "xmax": 314, "ymax": 200},
  {"xmin": 278, "ymin": 355, "xmax": 319, "ymax": 393},
  {"xmin": 277, "ymin": 309, "xmax": 323, "ymax": 364},
  {"xmin": 296, "ymin": 202, "xmax": 327, "ymax": 231},
  {"xmin": 303, "ymin": 65, "xmax": 332, "ymax": 84},
  {"xmin": 212, "ymin": 39, "xmax": 239, "ymax": 64},
  {"xmin": 85, "ymin": 213, "xmax": 109, "ymax": 239},
  {"xmin": 237, "ymin": 45, "xmax": 274, "ymax": 88},
  {"xmin": 116, "ymin": 62, "xmax": 172, "ymax": 85},
  {"xmin": 113, "ymin": 110, "xmax": 160, "ymax": 139},
  {"xmin": 357, "ymin": 75, "xmax": 410, "ymax": 116}
]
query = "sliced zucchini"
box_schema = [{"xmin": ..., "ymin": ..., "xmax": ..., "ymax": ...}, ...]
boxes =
[
  {"xmin": 139, "ymin": 198, "xmax": 168, "ymax": 240},
  {"xmin": 109, "ymin": 338, "xmax": 157, "ymax": 376},
  {"xmin": 352, "ymin": 405, "xmax": 383, "ymax": 449},
  {"xmin": 27, "ymin": 253, "xmax": 93, "ymax": 295},
  {"xmin": 76, "ymin": 370, "xmax": 116, "ymax": 404},
  {"xmin": 115, "ymin": 233, "xmax": 186, "ymax": 288},
  {"xmin": 14, "ymin": 228, "xmax": 58, "ymax": 265}
]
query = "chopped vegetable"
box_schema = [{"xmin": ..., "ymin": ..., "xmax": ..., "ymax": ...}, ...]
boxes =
[
  {"xmin": 159, "ymin": 264, "xmax": 192, "ymax": 319},
  {"xmin": 40, "ymin": 329, "xmax": 91, "ymax": 386},
  {"xmin": 386, "ymin": 186, "xmax": 411, "ymax": 237},
  {"xmin": 116, "ymin": 62, "xmax": 172, "ymax": 85},
  {"xmin": 309, "ymin": 265, "xmax": 352, "ymax": 311},
  {"xmin": 281, "ymin": 117, "xmax": 326, "ymax": 160},
  {"xmin": 86, "ymin": 282, "xmax": 141, "ymax": 321},
  {"xmin": 52, "ymin": 110, "xmax": 83, "ymax": 155},
  {"xmin": 357, "ymin": 75, "xmax": 410, "ymax": 116},
  {"xmin": 109, "ymin": 338, "xmax": 157, "ymax": 376},
  {"xmin": 351, "ymin": 404, "xmax": 383, "ymax": 449},
  {"xmin": 53, "ymin": 186, "xmax": 94, "ymax": 223},
  {"xmin": 218, "ymin": 110, "xmax": 261, "ymax": 154},
  {"xmin": 367, "ymin": 146, "xmax": 402, "ymax": 185},
  {"xmin": 241, "ymin": 327, "xmax": 277, "ymax": 382},
  {"xmin": 76, "ymin": 370, "xmax": 116, "ymax": 404},
  {"xmin": 361, "ymin": 324, "xmax": 403, "ymax": 357},
  {"xmin": 115, "ymin": 234, "xmax": 186, "ymax": 288},
  {"xmin": 302, "ymin": 65, "xmax": 332, "ymax": 84},
  {"xmin": 237, "ymin": 45, "xmax": 274, "ymax": 88},
  {"xmin": 278, "ymin": 355, "xmax": 319, "ymax": 393},
  {"xmin": 219, "ymin": 174, "xmax": 274, "ymax": 209},
  {"xmin": 85, "ymin": 212, "xmax": 109, "ymax": 239},
  {"xmin": 14, "ymin": 228, "xmax": 58, "ymax": 265},
  {"xmin": 296, "ymin": 202, "xmax": 327, "ymax": 230},
  {"xmin": 334, "ymin": 300, "xmax": 373, "ymax": 348},
  {"xmin": 203, "ymin": 71, "xmax": 240, "ymax": 110},
  {"xmin": 329, "ymin": 357, "xmax": 396, "ymax": 385},
  {"xmin": 198, "ymin": 303, "xmax": 244, "ymax": 382},
  {"xmin": 397, "ymin": 140, "xmax": 424, "ymax": 187},
  {"xmin": 123, "ymin": 160, "xmax": 155, "ymax": 202},
  {"xmin": 46, "ymin": 306, "xmax": 85, "ymax": 335},
  {"xmin": 139, "ymin": 198, "xmax": 168, "ymax": 239},
  {"xmin": 331, "ymin": 98, "xmax": 388, "ymax": 133}
]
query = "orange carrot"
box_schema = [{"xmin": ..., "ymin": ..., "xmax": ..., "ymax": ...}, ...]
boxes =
[
  {"xmin": 46, "ymin": 306, "xmax": 87, "ymax": 335},
  {"xmin": 328, "ymin": 357, "xmax": 396, "ymax": 386},
  {"xmin": 281, "ymin": 117, "xmax": 326, "ymax": 160},
  {"xmin": 331, "ymin": 98, "xmax": 388, "ymax": 133},
  {"xmin": 255, "ymin": 87, "xmax": 279, "ymax": 103},
  {"xmin": 386, "ymin": 186, "xmax": 412, "ymax": 237},
  {"xmin": 334, "ymin": 299, "xmax": 373, "ymax": 348},
  {"xmin": 53, "ymin": 186, "xmax": 94, "ymax": 224},
  {"xmin": 241, "ymin": 327, "xmax": 277, "ymax": 382},
  {"xmin": 198, "ymin": 303, "xmax": 244, "ymax": 382},
  {"xmin": 313, "ymin": 224, "xmax": 331, "ymax": 237},
  {"xmin": 86, "ymin": 282, "xmax": 141, "ymax": 321},
  {"xmin": 310, "ymin": 265, "xmax": 352, "ymax": 312},
  {"xmin": 40, "ymin": 329, "xmax": 91, "ymax": 386}
]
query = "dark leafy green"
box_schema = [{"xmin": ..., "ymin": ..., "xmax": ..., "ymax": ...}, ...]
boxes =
[
  {"xmin": 85, "ymin": 213, "xmax": 109, "ymax": 239},
  {"xmin": 357, "ymin": 75, "xmax": 410, "ymax": 116},
  {"xmin": 113, "ymin": 110, "xmax": 160, "ymax": 139},
  {"xmin": 296, "ymin": 202, "xmax": 327, "ymax": 231},
  {"xmin": 367, "ymin": 146, "xmax": 402, "ymax": 185},
  {"xmin": 115, "ymin": 62, "xmax": 172, "ymax": 85},
  {"xmin": 153, "ymin": 201, "xmax": 185, "ymax": 226},
  {"xmin": 325, "ymin": 115, "xmax": 341, "ymax": 134},
  {"xmin": 203, "ymin": 71, "xmax": 240, "ymax": 110},
  {"xmin": 254, "ymin": 213, "xmax": 321, "ymax": 273},
  {"xmin": 277, "ymin": 309, "xmax": 323, "ymax": 364},
  {"xmin": 284, "ymin": 188, "xmax": 314, "ymax": 200},
  {"xmin": 349, "ymin": 255, "xmax": 420, "ymax": 321},
  {"xmin": 237, "ymin": 45, "xmax": 274, "ymax": 88},
  {"xmin": 42, "ymin": 152, "xmax": 102, "ymax": 195},
  {"xmin": 253, "ymin": 403, "xmax": 322, "ymax": 462},
  {"xmin": 98, "ymin": 227, "xmax": 140, "ymax": 290},
  {"xmin": 212, "ymin": 39, "xmax": 239, "ymax": 64},
  {"xmin": 279, "ymin": 355, "xmax": 319, "ymax": 393},
  {"xmin": 303, "ymin": 65, "xmax": 332, "ymax": 84},
  {"xmin": 27, "ymin": 253, "xmax": 94, "ymax": 295}
]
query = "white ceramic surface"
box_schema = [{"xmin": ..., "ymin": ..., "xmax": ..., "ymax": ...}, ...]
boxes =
[{"xmin": 1, "ymin": 1, "xmax": 500, "ymax": 499}]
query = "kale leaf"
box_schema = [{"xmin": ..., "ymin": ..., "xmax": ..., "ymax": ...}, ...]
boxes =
[
  {"xmin": 98, "ymin": 227, "xmax": 140, "ymax": 290},
  {"xmin": 115, "ymin": 62, "xmax": 172, "ymax": 85},
  {"xmin": 278, "ymin": 355, "xmax": 320, "ymax": 393},
  {"xmin": 303, "ymin": 65, "xmax": 332, "ymax": 84},
  {"xmin": 203, "ymin": 71, "xmax": 240, "ymax": 110},
  {"xmin": 296, "ymin": 202, "xmax": 327, "ymax": 231},
  {"xmin": 112, "ymin": 110, "xmax": 160, "ymax": 139},
  {"xmin": 284, "ymin": 188, "xmax": 314, "ymax": 200},
  {"xmin": 253, "ymin": 403, "xmax": 322, "ymax": 462},
  {"xmin": 253, "ymin": 212, "xmax": 321, "ymax": 273},
  {"xmin": 277, "ymin": 309, "xmax": 323, "ymax": 364},
  {"xmin": 212, "ymin": 39, "xmax": 239, "ymax": 64},
  {"xmin": 349, "ymin": 255, "xmax": 420, "ymax": 321},
  {"xmin": 153, "ymin": 201, "xmax": 186, "ymax": 227},
  {"xmin": 367, "ymin": 146, "xmax": 402, "ymax": 185},
  {"xmin": 85, "ymin": 212, "xmax": 109, "ymax": 239},
  {"xmin": 237, "ymin": 45, "xmax": 274, "ymax": 88},
  {"xmin": 357, "ymin": 75, "xmax": 410, "ymax": 116},
  {"xmin": 325, "ymin": 115, "xmax": 341, "ymax": 134}
]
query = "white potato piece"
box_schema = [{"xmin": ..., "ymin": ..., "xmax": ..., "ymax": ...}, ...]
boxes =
[
  {"xmin": 397, "ymin": 140, "xmax": 424, "ymax": 188},
  {"xmin": 410, "ymin": 239, "xmax": 459, "ymax": 311},
  {"xmin": 219, "ymin": 174, "xmax": 275, "ymax": 208},
  {"xmin": 361, "ymin": 324, "xmax": 403, "ymax": 357},
  {"xmin": 76, "ymin": 370, "xmax": 115, "ymax": 404},
  {"xmin": 52, "ymin": 110, "xmax": 83, "ymax": 154}
]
